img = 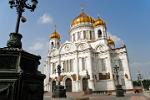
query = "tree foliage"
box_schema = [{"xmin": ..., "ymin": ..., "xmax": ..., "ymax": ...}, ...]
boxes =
[{"xmin": 133, "ymin": 80, "xmax": 150, "ymax": 90}]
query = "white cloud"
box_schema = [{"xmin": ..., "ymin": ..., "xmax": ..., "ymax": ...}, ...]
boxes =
[
  {"xmin": 107, "ymin": 32, "xmax": 124, "ymax": 47},
  {"xmin": 130, "ymin": 61, "xmax": 150, "ymax": 68},
  {"xmin": 27, "ymin": 38, "xmax": 49, "ymax": 73},
  {"xmin": 29, "ymin": 42, "xmax": 44, "ymax": 51},
  {"xmin": 38, "ymin": 13, "xmax": 53, "ymax": 24},
  {"xmin": 130, "ymin": 61, "xmax": 150, "ymax": 80},
  {"xmin": 27, "ymin": 38, "xmax": 49, "ymax": 55}
]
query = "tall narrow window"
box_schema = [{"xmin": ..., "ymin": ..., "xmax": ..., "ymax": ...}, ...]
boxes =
[
  {"xmin": 83, "ymin": 31, "xmax": 86, "ymax": 39},
  {"xmin": 89, "ymin": 31, "xmax": 92, "ymax": 39},
  {"xmin": 98, "ymin": 30, "xmax": 102, "ymax": 38},
  {"xmin": 70, "ymin": 59, "xmax": 73, "ymax": 72},
  {"xmin": 102, "ymin": 59, "xmax": 106, "ymax": 71},
  {"xmin": 63, "ymin": 61, "xmax": 66, "ymax": 72},
  {"xmin": 68, "ymin": 60, "xmax": 70, "ymax": 72},
  {"xmin": 51, "ymin": 63, "xmax": 53, "ymax": 74},
  {"xmin": 121, "ymin": 78, "xmax": 125, "ymax": 86},
  {"xmin": 97, "ymin": 58, "xmax": 101, "ymax": 72},
  {"xmin": 82, "ymin": 58, "xmax": 85, "ymax": 70},
  {"xmin": 66, "ymin": 60, "xmax": 70, "ymax": 72},
  {"xmin": 57, "ymin": 42, "xmax": 59, "ymax": 47},
  {"xmin": 118, "ymin": 60, "xmax": 123, "ymax": 71},
  {"xmin": 73, "ymin": 34, "xmax": 75, "ymax": 41},
  {"xmin": 52, "ymin": 63, "xmax": 55, "ymax": 74},
  {"xmin": 78, "ymin": 32, "xmax": 80, "ymax": 40},
  {"xmin": 51, "ymin": 42, "xmax": 54, "ymax": 49}
]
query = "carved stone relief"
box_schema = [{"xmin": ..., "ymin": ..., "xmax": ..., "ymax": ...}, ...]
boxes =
[{"xmin": 98, "ymin": 72, "xmax": 110, "ymax": 80}]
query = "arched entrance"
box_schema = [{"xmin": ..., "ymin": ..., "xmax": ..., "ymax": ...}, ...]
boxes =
[
  {"xmin": 65, "ymin": 78, "xmax": 72, "ymax": 92},
  {"xmin": 52, "ymin": 81, "xmax": 56, "ymax": 92},
  {"xmin": 82, "ymin": 78, "xmax": 88, "ymax": 91}
]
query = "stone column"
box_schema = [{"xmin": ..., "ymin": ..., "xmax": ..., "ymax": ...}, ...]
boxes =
[
  {"xmin": 87, "ymin": 50, "xmax": 95, "ymax": 90},
  {"xmin": 122, "ymin": 49, "xmax": 133, "ymax": 90},
  {"xmin": 74, "ymin": 51, "xmax": 80, "ymax": 92},
  {"xmin": 107, "ymin": 52, "xmax": 116, "ymax": 90}
]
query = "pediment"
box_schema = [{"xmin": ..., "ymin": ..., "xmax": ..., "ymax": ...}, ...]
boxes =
[
  {"xmin": 59, "ymin": 42, "xmax": 76, "ymax": 54},
  {"xmin": 77, "ymin": 42, "xmax": 91, "ymax": 51}
]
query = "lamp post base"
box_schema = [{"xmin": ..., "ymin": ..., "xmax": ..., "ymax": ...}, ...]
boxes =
[
  {"xmin": 116, "ymin": 85, "xmax": 124, "ymax": 97},
  {"xmin": 0, "ymin": 47, "xmax": 46, "ymax": 100},
  {"xmin": 52, "ymin": 85, "xmax": 66, "ymax": 98},
  {"xmin": 7, "ymin": 33, "xmax": 22, "ymax": 49}
]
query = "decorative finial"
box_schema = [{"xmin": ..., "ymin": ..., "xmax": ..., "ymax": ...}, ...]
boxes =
[
  {"xmin": 54, "ymin": 25, "xmax": 57, "ymax": 32},
  {"xmin": 80, "ymin": 4, "xmax": 85, "ymax": 12},
  {"xmin": 120, "ymin": 40, "xmax": 125, "ymax": 47},
  {"xmin": 97, "ymin": 13, "xmax": 100, "ymax": 18}
]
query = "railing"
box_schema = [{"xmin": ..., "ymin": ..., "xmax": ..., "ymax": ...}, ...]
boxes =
[{"xmin": 92, "ymin": 91, "xmax": 113, "ymax": 95}]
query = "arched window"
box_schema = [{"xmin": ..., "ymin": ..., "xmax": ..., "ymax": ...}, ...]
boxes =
[
  {"xmin": 52, "ymin": 63, "xmax": 55, "ymax": 74},
  {"xmin": 57, "ymin": 42, "xmax": 59, "ymax": 47},
  {"xmin": 101, "ymin": 59, "xmax": 106, "ymax": 71},
  {"xmin": 118, "ymin": 59, "xmax": 123, "ymax": 71},
  {"xmin": 82, "ymin": 58, "xmax": 86, "ymax": 70},
  {"xmin": 73, "ymin": 34, "xmax": 75, "ymax": 41},
  {"xmin": 89, "ymin": 31, "xmax": 92, "ymax": 39},
  {"xmin": 83, "ymin": 31, "xmax": 86, "ymax": 39},
  {"xmin": 51, "ymin": 42, "xmax": 54, "ymax": 48},
  {"xmin": 121, "ymin": 78, "xmax": 125, "ymax": 86},
  {"xmin": 98, "ymin": 30, "xmax": 102, "ymax": 38},
  {"xmin": 77, "ymin": 32, "xmax": 80, "ymax": 40}
]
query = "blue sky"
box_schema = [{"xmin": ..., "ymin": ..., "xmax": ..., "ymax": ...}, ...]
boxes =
[{"xmin": 0, "ymin": 0, "xmax": 150, "ymax": 80}]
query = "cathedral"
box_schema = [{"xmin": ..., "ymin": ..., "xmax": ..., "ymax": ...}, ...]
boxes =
[{"xmin": 44, "ymin": 11, "xmax": 133, "ymax": 92}]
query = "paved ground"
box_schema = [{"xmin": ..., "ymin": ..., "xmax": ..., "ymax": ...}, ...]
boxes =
[{"xmin": 44, "ymin": 92, "xmax": 150, "ymax": 100}]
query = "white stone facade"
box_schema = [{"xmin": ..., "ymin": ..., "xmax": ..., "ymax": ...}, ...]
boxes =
[{"xmin": 44, "ymin": 11, "xmax": 133, "ymax": 92}]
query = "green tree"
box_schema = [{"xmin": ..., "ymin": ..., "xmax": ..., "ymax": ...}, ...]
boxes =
[{"xmin": 133, "ymin": 80, "xmax": 150, "ymax": 90}]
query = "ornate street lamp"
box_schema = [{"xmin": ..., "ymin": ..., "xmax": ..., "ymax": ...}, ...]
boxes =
[
  {"xmin": 113, "ymin": 65, "xmax": 124, "ymax": 97},
  {"xmin": 86, "ymin": 70, "xmax": 90, "ymax": 80},
  {"xmin": 54, "ymin": 65, "xmax": 63, "ymax": 85},
  {"xmin": 85, "ymin": 70, "xmax": 91, "ymax": 94},
  {"xmin": 0, "ymin": 1, "xmax": 46, "ymax": 100},
  {"xmin": 52, "ymin": 65, "xmax": 66, "ymax": 98},
  {"xmin": 137, "ymin": 72, "xmax": 144, "ymax": 91},
  {"xmin": 113, "ymin": 65, "xmax": 120, "ymax": 85},
  {"xmin": 7, "ymin": 0, "xmax": 38, "ymax": 49}
]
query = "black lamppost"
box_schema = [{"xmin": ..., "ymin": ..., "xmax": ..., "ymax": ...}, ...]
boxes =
[
  {"xmin": 7, "ymin": 0, "xmax": 38, "ymax": 49},
  {"xmin": 137, "ymin": 72, "xmax": 144, "ymax": 91},
  {"xmin": 54, "ymin": 65, "xmax": 63, "ymax": 85},
  {"xmin": 0, "ymin": 1, "xmax": 45, "ymax": 100},
  {"xmin": 113, "ymin": 65, "xmax": 124, "ymax": 97},
  {"xmin": 113, "ymin": 65, "xmax": 120, "ymax": 86},
  {"xmin": 85, "ymin": 70, "xmax": 91, "ymax": 94},
  {"xmin": 52, "ymin": 65, "xmax": 66, "ymax": 98}
]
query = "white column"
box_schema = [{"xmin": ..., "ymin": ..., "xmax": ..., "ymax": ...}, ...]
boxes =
[
  {"xmin": 122, "ymin": 51, "xmax": 133, "ymax": 89},
  {"xmin": 107, "ymin": 52, "xmax": 116, "ymax": 90},
  {"xmin": 74, "ymin": 51, "xmax": 80, "ymax": 92},
  {"xmin": 87, "ymin": 51, "xmax": 95, "ymax": 90}
]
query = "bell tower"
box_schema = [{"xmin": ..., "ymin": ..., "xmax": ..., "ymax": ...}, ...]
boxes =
[
  {"xmin": 94, "ymin": 17, "xmax": 107, "ymax": 40},
  {"xmin": 49, "ymin": 27, "xmax": 60, "ymax": 50},
  {"xmin": 107, "ymin": 37, "xmax": 115, "ymax": 49}
]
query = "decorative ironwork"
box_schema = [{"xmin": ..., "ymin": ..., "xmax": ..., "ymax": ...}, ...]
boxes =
[
  {"xmin": 7, "ymin": 0, "xmax": 38, "ymax": 49},
  {"xmin": 98, "ymin": 72, "xmax": 110, "ymax": 80},
  {"xmin": 113, "ymin": 65, "xmax": 124, "ymax": 97},
  {"xmin": 9, "ymin": 0, "xmax": 38, "ymax": 33},
  {"xmin": 52, "ymin": 65, "xmax": 66, "ymax": 98}
]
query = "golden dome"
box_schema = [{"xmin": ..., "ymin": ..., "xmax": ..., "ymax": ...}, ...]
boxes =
[
  {"xmin": 93, "ymin": 17, "xmax": 105, "ymax": 27},
  {"xmin": 71, "ymin": 11, "xmax": 95, "ymax": 27},
  {"xmin": 50, "ymin": 31, "xmax": 60, "ymax": 39},
  {"xmin": 107, "ymin": 37, "xmax": 115, "ymax": 45}
]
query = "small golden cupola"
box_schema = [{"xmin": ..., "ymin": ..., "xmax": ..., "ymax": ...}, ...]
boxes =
[
  {"xmin": 71, "ymin": 11, "xmax": 95, "ymax": 27},
  {"xmin": 50, "ymin": 31, "xmax": 60, "ymax": 40},
  {"xmin": 93, "ymin": 17, "xmax": 106, "ymax": 27},
  {"xmin": 107, "ymin": 37, "xmax": 115, "ymax": 45}
]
